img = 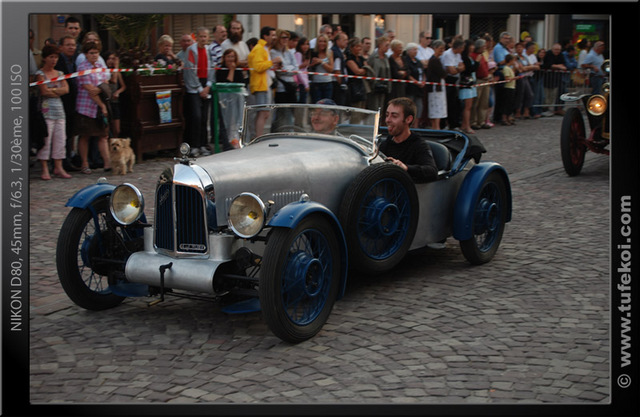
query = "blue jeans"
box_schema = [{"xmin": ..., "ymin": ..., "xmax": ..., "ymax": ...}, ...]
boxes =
[
  {"xmin": 310, "ymin": 82, "xmax": 333, "ymax": 104},
  {"xmin": 298, "ymin": 84, "xmax": 308, "ymax": 104},
  {"xmin": 590, "ymin": 75, "xmax": 604, "ymax": 95},
  {"xmin": 531, "ymin": 77, "xmax": 545, "ymax": 116}
]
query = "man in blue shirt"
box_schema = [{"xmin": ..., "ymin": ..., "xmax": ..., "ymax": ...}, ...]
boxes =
[
  {"xmin": 581, "ymin": 41, "xmax": 606, "ymax": 95},
  {"xmin": 561, "ymin": 45, "xmax": 578, "ymax": 109},
  {"xmin": 492, "ymin": 32, "xmax": 512, "ymax": 123},
  {"xmin": 493, "ymin": 32, "xmax": 512, "ymax": 68}
]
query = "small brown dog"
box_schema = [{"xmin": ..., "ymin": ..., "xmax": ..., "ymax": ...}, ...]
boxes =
[{"xmin": 109, "ymin": 138, "xmax": 135, "ymax": 175}]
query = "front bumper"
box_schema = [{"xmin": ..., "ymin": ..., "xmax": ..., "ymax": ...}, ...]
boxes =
[{"xmin": 125, "ymin": 228, "xmax": 236, "ymax": 294}]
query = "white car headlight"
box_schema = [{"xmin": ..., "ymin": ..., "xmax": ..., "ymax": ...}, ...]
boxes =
[
  {"xmin": 228, "ymin": 193, "xmax": 266, "ymax": 238},
  {"xmin": 587, "ymin": 95, "xmax": 607, "ymax": 117},
  {"xmin": 110, "ymin": 184, "xmax": 144, "ymax": 225}
]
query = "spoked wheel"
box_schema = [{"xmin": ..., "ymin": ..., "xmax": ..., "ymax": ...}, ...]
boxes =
[
  {"xmin": 560, "ymin": 107, "xmax": 587, "ymax": 176},
  {"xmin": 339, "ymin": 164, "xmax": 418, "ymax": 274},
  {"xmin": 56, "ymin": 196, "xmax": 134, "ymax": 310},
  {"xmin": 260, "ymin": 215, "xmax": 342, "ymax": 343},
  {"xmin": 459, "ymin": 171, "xmax": 508, "ymax": 265}
]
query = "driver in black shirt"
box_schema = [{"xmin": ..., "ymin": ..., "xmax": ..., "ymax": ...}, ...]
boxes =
[{"xmin": 379, "ymin": 97, "xmax": 439, "ymax": 183}]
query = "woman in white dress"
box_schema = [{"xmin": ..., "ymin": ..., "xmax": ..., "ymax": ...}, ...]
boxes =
[{"xmin": 425, "ymin": 40, "xmax": 447, "ymax": 129}]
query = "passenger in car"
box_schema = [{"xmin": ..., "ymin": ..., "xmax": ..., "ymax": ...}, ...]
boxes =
[
  {"xmin": 380, "ymin": 97, "xmax": 439, "ymax": 183},
  {"xmin": 310, "ymin": 98, "xmax": 340, "ymax": 135}
]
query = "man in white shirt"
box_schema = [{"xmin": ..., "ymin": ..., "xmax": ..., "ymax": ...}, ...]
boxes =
[
  {"xmin": 331, "ymin": 32, "xmax": 349, "ymax": 105},
  {"xmin": 416, "ymin": 31, "xmax": 434, "ymax": 68},
  {"xmin": 384, "ymin": 30, "xmax": 396, "ymax": 57},
  {"xmin": 523, "ymin": 41, "xmax": 541, "ymax": 117},
  {"xmin": 221, "ymin": 20, "xmax": 250, "ymax": 69},
  {"xmin": 440, "ymin": 39, "xmax": 465, "ymax": 129},
  {"xmin": 309, "ymin": 24, "xmax": 333, "ymax": 49}
]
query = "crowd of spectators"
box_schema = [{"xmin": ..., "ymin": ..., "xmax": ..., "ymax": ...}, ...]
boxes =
[
  {"xmin": 223, "ymin": 25, "xmax": 604, "ymax": 135},
  {"xmin": 29, "ymin": 18, "xmax": 607, "ymax": 173}
]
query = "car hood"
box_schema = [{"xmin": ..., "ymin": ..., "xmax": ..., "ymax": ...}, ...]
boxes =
[{"xmin": 193, "ymin": 136, "xmax": 373, "ymax": 227}]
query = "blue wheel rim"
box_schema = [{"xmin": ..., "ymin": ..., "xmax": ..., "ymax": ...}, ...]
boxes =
[
  {"xmin": 281, "ymin": 228, "xmax": 333, "ymax": 326},
  {"xmin": 356, "ymin": 178, "xmax": 411, "ymax": 260},
  {"xmin": 472, "ymin": 182, "xmax": 502, "ymax": 252}
]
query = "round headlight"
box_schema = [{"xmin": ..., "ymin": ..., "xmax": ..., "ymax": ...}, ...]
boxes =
[
  {"xmin": 110, "ymin": 184, "xmax": 144, "ymax": 225},
  {"xmin": 587, "ymin": 95, "xmax": 607, "ymax": 116},
  {"xmin": 228, "ymin": 193, "xmax": 266, "ymax": 238},
  {"xmin": 601, "ymin": 83, "xmax": 610, "ymax": 95},
  {"xmin": 179, "ymin": 142, "xmax": 191, "ymax": 157}
]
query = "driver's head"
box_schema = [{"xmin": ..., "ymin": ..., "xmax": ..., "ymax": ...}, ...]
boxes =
[{"xmin": 311, "ymin": 99, "xmax": 339, "ymax": 134}]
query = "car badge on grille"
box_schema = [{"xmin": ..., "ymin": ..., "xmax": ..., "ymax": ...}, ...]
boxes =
[
  {"xmin": 158, "ymin": 188, "xmax": 170, "ymax": 206},
  {"xmin": 179, "ymin": 243, "xmax": 207, "ymax": 251}
]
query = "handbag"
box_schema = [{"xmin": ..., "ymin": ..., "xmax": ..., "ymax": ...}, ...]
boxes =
[
  {"xmin": 459, "ymin": 75, "xmax": 475, "ymax": 87},
  {"xmin": 373, "ymin": 81, "xmax": 387, "ymax": 94},
  {"xmin": 98, "ymin": 82, "xmax": 112, "ymax": 102},
  {"xmin": 276, "ymin": 75, "xmax": 297, "ymax": 95},
  {"xmin": 349, "ymin": 80, "xmax": 366, "ymax": 102}
]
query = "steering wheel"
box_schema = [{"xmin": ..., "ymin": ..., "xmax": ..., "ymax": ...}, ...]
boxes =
[{"xmin": 274, "ymin": 125, "xmax": 307, "ymax": 133}]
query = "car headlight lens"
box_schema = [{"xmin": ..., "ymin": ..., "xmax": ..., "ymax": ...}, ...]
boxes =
[
  {"xmin": 179, "ymin": 142, "xmax": 191, "ymax": 157},
  {"xmin": 228, "ymin": 193, "xmax": 266, "ymax": 238},
  {"xmin": 587, "ymin": 95, "xmax": 607, "ymax": 116},
  {"xmin": 601, "ymin": 83, "xmax": 610, "ymax": 95},
  {"xmin": 110, "ymin": 184, "xmax": 144, "ymax": 225}
]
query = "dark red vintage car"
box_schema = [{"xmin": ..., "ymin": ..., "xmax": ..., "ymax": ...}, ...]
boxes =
[{"xmin": 560, "ymin": 59, "xmax": 610, "ymax": 176}]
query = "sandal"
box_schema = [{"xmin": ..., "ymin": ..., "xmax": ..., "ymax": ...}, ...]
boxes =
[
  {"xmin": 81, "ymin": 167, "xmax": 92, "ymax": 174},
  {"xmin": 41, "ymin": 174, "xmax": 51, "ymax": 181}
]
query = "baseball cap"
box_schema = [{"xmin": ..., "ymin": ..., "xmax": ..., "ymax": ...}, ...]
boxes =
[{"xmin": 316, "ymin": 98, "xmax": 337, "ymax": 106}]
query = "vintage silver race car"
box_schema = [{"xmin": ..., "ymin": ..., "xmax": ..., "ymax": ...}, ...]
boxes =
[{"xmin": 57, "ymin": 103, "xmax": 512, "ymax": 343}]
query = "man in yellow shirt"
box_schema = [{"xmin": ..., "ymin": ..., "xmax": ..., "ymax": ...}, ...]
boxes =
[{"xmin": 247, "ymin": 26, "xmax": 281, "ymax": 137}]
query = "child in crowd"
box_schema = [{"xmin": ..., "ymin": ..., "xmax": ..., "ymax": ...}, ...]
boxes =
[{"xmin": 500, "ymin": 54, "xmax": 517, "ymax": 126}]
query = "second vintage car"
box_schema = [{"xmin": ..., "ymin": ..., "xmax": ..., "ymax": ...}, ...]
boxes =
[
  {"xmin": 57, "ymin": 103, "xmax": 512, "ymax": 343},
  {"xmin": 560, "ymin": 59, "xmax": 610, "ymax": 176}
]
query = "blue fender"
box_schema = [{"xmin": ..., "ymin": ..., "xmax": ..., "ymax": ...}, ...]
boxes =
[
  {"xmin": 65, "ymin": 183, "xmax": 148, "ymax": 224},
  {"xmin": 66, "ymin": 183, "xmax": 148, "ymax": 297},
  {"xmin": 453, "ymin": 163, "xmax": 512, "ymax": 241},
  {"xmin": 65, "ymin": 183, "xmax": 116, "ymax": 209},
  {"xmin": 267, "ymin": 200, "xmax": 349, "ymax": 299}
]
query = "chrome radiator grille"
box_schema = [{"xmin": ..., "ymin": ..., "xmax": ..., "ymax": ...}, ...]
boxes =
[{"xmin": 154, "ymin": 183, "xmax": 208, "ymax": 255}]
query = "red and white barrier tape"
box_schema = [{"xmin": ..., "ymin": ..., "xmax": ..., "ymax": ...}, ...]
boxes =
[
  {"xmin": 30, "ymin": 64, "xmax": 570, "ymax": 89},
  {"xmin": 269, "ymin": 68, "xmax": 527, "ymax": 88},
  {"xmin": 29, "ymin": 67, "xmax": 133, "ymax": 87}
]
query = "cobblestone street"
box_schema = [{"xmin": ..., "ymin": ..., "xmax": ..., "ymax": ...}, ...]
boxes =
[{"xmin": 28, "ymin": 114, "xmax": 610, "ymax": 406}]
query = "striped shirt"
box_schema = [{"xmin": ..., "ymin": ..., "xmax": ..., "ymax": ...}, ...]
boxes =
[
  {"xmin": 75, "ymin": 59, "xmax": 109, "ymax": 118},
  {"xmin": 209, "ymin": 41, "xmax": 223, "ymax": 67}
]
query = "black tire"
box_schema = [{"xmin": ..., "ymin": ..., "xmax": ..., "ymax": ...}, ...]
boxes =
[
  {"xmin": 56, "ymin": 196, "xmax": 126, "ymax": 310},
  {"xmin": 459, "ymin": 171, "xmax": 508, "ymax": 265},
  {"xmin": 560, "ymin": 107, "xmax": 587, "ymax": 177},
  {"xmin": 338, "ymin": 163, "xmax": 418, "ymax": 274},
  {"xmin": 260, "ymin": 215, "xmax": 342, "ymax": 343}
]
